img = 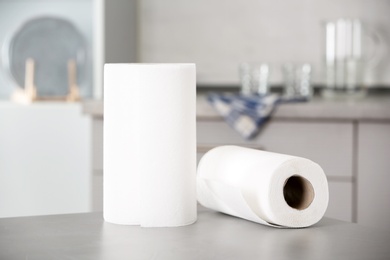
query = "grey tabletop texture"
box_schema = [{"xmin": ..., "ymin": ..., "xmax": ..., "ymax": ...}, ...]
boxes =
[{"xmin": 1, "ymin": 206, "xmax": 390, "ymax": 260}]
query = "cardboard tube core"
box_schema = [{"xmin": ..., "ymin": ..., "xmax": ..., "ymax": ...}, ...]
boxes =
[{"xmin": 283, "ymin": 175, "xmax": 314, "ymax": 210}]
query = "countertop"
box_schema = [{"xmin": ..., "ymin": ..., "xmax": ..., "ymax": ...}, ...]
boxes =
[
  {"xmin": 0, "ymin": 206, "xmax": 389, "ymax": 260},
  {"xmin": 83, "ymin": 93, "xmax": 390, "ymax": 121}
]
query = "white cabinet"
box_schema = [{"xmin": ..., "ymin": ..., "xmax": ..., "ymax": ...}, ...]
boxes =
[
  {"xmin": 91, "ymin": 119, "xmax": 103, "ymax": 211},
  {"xmin": 92, "ymin": 117, "xmax": 390, "ymax": 225},
  {"xmin": 327, "ymin": 182, "xmax": 353, "ymax": 222},
  {"xmin": 0, "ymin": 103, "xmax": 91, "ymax": 218},
  {"xmin": 90, "ymin": 118, "xmax": 356, "ymax": 222},
  {"xmin": 357, "ymin": 123, "xmax": 390, "ymax": 229}
]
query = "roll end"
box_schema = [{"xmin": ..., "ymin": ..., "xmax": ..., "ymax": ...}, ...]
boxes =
[{"xmin": 283, "ymin": 175, "xmax": 315, "ymax": 210}]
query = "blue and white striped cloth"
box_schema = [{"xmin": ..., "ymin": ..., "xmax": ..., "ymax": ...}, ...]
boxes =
[{"xmin": 207, "ymin": 93, "xmax": 306, "ymax": 139}]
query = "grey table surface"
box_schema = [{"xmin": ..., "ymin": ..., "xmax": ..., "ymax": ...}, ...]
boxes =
[
  {"xmin": 83, "ymin": 93, "xmax": 390, "ymax": 121},
  {"xmin": 1, "ymin": 206, "xmax": 390, "ymax": 260}
]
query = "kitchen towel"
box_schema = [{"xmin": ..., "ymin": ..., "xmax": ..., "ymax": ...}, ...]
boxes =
[
  {"xmin": 197, "ymin": 146, "xmax": 329, "ymax": 228},
  {"xmin": 207, "ymin": 93, "xmax": 306, "ymax": 139},
  {"xmin": 104, "ymin": 63, "xmax": 197, "ymax": 227}
]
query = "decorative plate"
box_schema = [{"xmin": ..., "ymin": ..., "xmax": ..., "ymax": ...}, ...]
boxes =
[{"xmin": 2, "ymin": 16, "xmax": 87, "ymax": 96}]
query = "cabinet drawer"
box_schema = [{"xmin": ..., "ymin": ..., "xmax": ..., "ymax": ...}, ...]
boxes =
[
  {"xmin": 92, "ymin": 120, "xmax": 103, "ymax": 171},
  {"xmin": 197, "ymin": 120, "xmax": 353, "ymax": 177},
  {"xmin": 357, "ymin": 123, "xmax": 390, "ymax": 229},
  {"xmin": 92, "ymin": 170, "xmax": 103, "ymax": 212},
  {"xmin": 326, "ymin": 181, "xmax": 353, "ymax": 222}
]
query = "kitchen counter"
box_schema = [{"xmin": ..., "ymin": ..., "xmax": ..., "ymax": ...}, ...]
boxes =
[
  {"xmin": 83, "ymin": 93, "xmax": 390, "ymax": 121},
  {"xmin": 82, "ymin": 92, "xmax": 390, "ymax": 229},
  {"xmin": 1, "ymin": 206, "xmax": 389, "ymax": 260}
]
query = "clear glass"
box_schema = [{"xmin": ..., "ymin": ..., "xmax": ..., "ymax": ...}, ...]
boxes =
[
  {"xmin": 283, "ymin": 63, "xmax": 312, "ymax": 99},
  {"xmin": 239, "ymin": 63, "xmax": 270, "ymax": 95},
  {"xmin": 239, "ymin": 63, "xmax": 252, "ymax": 95},
  {"xmin": 322, "ymin": 19, "xmax": 384, "ymax": 97}
]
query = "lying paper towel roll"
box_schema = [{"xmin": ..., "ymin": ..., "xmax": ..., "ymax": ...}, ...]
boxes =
[
  {"xmin": 197, "ymin": 146, "xmax": 329, "ymax": 228},
  {"xmin": 104, "ymin": 63, "xmax": 197, "ymax": 227}
]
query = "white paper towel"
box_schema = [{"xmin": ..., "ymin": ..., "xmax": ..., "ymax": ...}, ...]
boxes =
[
  {"xmin": 197, "ymin": 146, "xmax": 329, "ymax": 228},
  {"xmin": 104, "ymin": 63, "xmax": 197, "ymax": 227}
]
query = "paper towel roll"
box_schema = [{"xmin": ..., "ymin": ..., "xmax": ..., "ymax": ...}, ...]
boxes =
[
  {"xmin": 197, "ymin": 146, "xmax": 329, "ymax": 228},
  {"xmin": 104, "ymin": 63, "xmax": 197, "ymax": 227}
]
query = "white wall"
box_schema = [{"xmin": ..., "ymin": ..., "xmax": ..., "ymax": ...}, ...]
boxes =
[
  {"xmin": 104, "ymin": 0, "xmax": 137, "ymax": 63},
  {"xmin": 139, "ymin": 0, "xmax": 390, "ymax": 86}
]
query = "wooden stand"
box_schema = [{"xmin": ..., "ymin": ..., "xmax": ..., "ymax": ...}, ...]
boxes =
[
  {"xmin": 11, "ymin": 58, "xmax": 81, "ymax": 104},
  {"xmin": 66, "ymin": 59, "xmax": 81, "ymax": 102},
  {"xmin": 25, "ymin": 58, "xmax": 37, "ymax": 100}
]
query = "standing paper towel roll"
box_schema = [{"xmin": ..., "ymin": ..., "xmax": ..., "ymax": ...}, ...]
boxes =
[
  {"xmin": 197, "ymin": 146, "xmax": 329, "ymax": 228},
  {"xmin": 104, "ymin": 63, "xmax": 197, "ymax": 227}
]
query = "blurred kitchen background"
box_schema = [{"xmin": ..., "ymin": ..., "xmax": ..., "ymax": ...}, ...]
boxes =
[{"xmin": 0, "ymin": 0, "xmax": 389, "ymax": 230}]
